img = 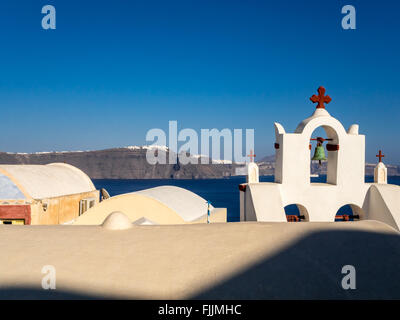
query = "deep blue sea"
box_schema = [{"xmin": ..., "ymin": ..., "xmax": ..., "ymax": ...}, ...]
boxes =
[{"xmin": 93, "ymin": 176, "xmax": 400, "ymax": 222}]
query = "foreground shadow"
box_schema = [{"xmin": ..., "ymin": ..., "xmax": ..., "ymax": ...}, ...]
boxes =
[
  {"xmin": 0, "ymin": 287, "xmax": 123, "ymax": 300},
  {"xmin": 192, "ymin": 229, "xmax": 400, "ymax": 299},
  {"xmin": 0, "ymin": 228, "xmax": 399, "ymax": 299}
]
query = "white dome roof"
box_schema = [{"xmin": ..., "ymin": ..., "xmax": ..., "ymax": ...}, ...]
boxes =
[
  {"xmin": 134, "ymin": 186, "xmax": 214, "ymax": 222},
  {"xmin": 0, "ymin": 163, "xmax": 95, "ymax": 199}
]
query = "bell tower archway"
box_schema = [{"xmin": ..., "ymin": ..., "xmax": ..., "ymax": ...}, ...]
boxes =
[{"xmin": 309, "ymin": 124, "xmax": 340, "ymax": 184}]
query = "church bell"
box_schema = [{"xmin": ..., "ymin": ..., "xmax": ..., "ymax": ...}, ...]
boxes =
[{"xmin": 312, "ymin": 145, "xmax": 327, "ymax": 165}]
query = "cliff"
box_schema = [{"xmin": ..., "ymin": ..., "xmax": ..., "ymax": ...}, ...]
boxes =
[
  {"xmin": 0, "ymin": 148, "xmax": 398, "ymax": 179},
  {"xmin": 257, "ymin": 156, "xmax": 400, "ymax": 176},
  {"xmin": 0, "ymin": 148, "xmax": 235, "ymax": 179}
]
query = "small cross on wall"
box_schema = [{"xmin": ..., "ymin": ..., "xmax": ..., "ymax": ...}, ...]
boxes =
[
  {"xmin": 247, "ymin": 149, "xmax": 256, "ymax": 163},
  {"xmin": 376, "ymin": 150, "xmax": 385, "ymax": 163}
]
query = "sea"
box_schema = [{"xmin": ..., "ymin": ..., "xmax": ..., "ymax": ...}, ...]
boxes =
[{"xmin": 92, "ymin": 176, "xmax": 400, "ymax": 222}]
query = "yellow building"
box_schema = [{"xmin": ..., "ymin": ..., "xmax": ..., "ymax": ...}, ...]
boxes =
[{"xmin": 0, "ymin": 163, "xmax": 99, "ymax": 225}]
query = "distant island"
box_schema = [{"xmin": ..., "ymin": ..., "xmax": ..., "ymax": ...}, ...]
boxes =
[{"xmin": 0, "ymin": 147, "xmax": 399, "ymax": 179}]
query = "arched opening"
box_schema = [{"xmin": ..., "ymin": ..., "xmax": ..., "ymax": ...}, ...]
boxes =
[
  {"xmin": 284, "ymin": 204, "xmax": 309, "ymax": 222},
  {"xmin": 309, "ymin": 125, "xmax": 339, "ymax": 185},
  {"xmin": 335, "ymin": 204, "xmax": 364, "ymax": 221}
]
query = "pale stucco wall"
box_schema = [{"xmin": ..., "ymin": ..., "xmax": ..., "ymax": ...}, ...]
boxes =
[
  {"xmin": 30, "ymin": 190, "xmax": 99, "ymax": 225},
  {"xmin": 246, "ymin": 183, "xmax": 286, "ymax": 222},
  {"xmin": 363, "ymin": 184, "xmax": 400, "ymax": 231},
  {"xmin": 0, "ymin": 220, "xmax": 398, "ymax": 299}
]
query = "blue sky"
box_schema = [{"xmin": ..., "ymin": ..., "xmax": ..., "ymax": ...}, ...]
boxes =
[{"xmin": 0, "ymin": 0, "xmax": 399, "ymax": 163}]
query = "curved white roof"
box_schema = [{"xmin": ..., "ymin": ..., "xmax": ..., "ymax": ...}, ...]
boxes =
[
  {"xmin": 295, "ymin": 108, "xmax": 347, "ymax": 137},
  {"xmin": 0, "ymin": 163, "xmax": 96, "ymax": 199},
  {"xmin": 134, "ymin": 186, "xmax": 214, "ymax": 222}
]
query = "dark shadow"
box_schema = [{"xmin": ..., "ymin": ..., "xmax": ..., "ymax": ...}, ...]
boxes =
[
  {"xmin": 0, "ymin": 287, "xmax": 126, "ymax": 300},
  {"xmin": 192, "ymin": 229, "xmax": 400, "ymax": 299}
]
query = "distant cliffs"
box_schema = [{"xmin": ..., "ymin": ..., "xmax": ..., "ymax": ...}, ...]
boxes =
[
  {"xmin": 0, "ymin": 148, "xmax": 236, "ymax": 179},
  {"xmin": 0, "ymin": 148, "xmax": 398, "ymax": 179},
  {"xmin": 257, "ymin": 155, "xmax": 400, "ymax": 177}
]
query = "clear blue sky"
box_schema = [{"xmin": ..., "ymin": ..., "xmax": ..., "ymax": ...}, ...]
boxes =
[{"xmin": 0, "ymin": 0, "xmax": 399, "ymax": 163}]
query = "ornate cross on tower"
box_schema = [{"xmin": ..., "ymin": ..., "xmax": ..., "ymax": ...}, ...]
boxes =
[
  {"xmin": 376, "ymin": 150, "xmax": 385, "ymax": 163},
  {"xmin": 310, "ymin": 86, "xmax": 332, "ymax": 109},
  {"xmin": 247, "ymin": 149, "xmax": 256, "ymax": 163}
]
